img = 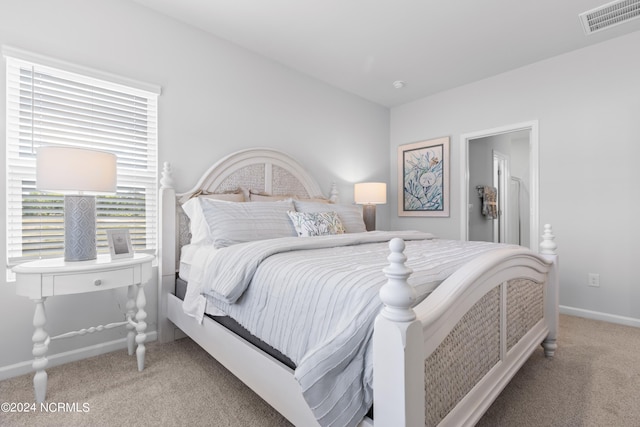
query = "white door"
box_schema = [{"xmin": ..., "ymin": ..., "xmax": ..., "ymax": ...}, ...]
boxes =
[{"xmin": 492, "ymin": 150, "xmax": 510, "ymax": 243}]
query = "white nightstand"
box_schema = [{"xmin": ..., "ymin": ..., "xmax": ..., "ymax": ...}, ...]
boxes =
[{"xmin": 12, "ymin": 253, "xmax": 154, "ymax": 403}]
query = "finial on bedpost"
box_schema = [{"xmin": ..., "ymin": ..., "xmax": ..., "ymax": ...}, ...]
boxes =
[
  {"xmin": 540, "ymin": 224, "xmax": 557, "ymax": 255},
  {"xmin": 374, "ymin": 238, "xmax": 424, "ymax": 425},
  {"xmin": 329, "ymin": 182, "xmax": 339, "ymax": 203},
  {"xmin": 380, "ymin": 238, "xmax": 416, "ymax": 322},
  {"xmin": 160, "ymin": 162, "xmax": 174, "ymax": 189}
]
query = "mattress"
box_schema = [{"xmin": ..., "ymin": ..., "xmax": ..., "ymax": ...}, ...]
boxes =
[{"xmin": 175, "ymin": 276, "xmax": 295, "ymax": 369}]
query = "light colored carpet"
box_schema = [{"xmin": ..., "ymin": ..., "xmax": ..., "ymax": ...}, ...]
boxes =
[
  {"xmin": 1, "ymin": 314, "xmax": 639, "ymax": 427},
  {"xmin": 476, "ymin": 314, "xmax": 640, "ymax": 427}
]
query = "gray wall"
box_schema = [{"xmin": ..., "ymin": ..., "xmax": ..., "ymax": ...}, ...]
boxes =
[
  {"xmin": 0, "ymin": 0, "xmax": 390, "ymax": 373},
  {"xmin": 390, "ymin": 30, "xmax": 640, "ymax": 323}
]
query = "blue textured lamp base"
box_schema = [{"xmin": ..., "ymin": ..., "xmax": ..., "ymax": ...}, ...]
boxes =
[{"xmin": 64, "ymin": 195, "xmax": 97, "ymax": 262}]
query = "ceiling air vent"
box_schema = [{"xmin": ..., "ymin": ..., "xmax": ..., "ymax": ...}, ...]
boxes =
[{"xmin": 579, "ymin": 0, "xmax": 640, "ymax": 34}]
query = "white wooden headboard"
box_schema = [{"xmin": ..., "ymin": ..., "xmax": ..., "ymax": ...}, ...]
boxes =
[
  {"xmin": 157, "ymin": 148, "xmax": 337, "ymax": 341},
  {"xmin": 179, "ymin": 148, "xmax": 332, "ymax": 199}
]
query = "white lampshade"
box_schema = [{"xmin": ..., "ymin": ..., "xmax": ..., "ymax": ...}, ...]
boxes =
[
  {"xmin": 36, "ymin": 146, "xmax": 117, "ymax": 262},
  {"xmin": 354, "ymin": 182, "xmax": 387, "ymax": 205},
  {"xmin": 36, "ymin": 146, "xmax": 117, "ymax": 194}
]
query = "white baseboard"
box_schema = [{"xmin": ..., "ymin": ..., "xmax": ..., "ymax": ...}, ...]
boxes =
[
  {"xmin": 560, "ymin": 305, "xmax": 640, "ymax": 328},
  {"xmin": 0, "ymin": 331, "xmax": 157, "ymax": 382}
]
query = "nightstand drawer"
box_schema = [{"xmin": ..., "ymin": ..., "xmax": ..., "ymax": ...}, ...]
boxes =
[{"xmin": 53, "ymin": 267, "xmax": 135, "ymax": 295}]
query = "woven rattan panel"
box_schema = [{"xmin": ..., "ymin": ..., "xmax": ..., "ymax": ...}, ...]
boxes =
[
  {"xmin": 177, "ymin": 203, "xmax": 191, "ymax": 268},
  {"xmin": 506, "ymin": 278, "xmax": 544, "ymax": 351},
  {"xmin": 424, "ymin": 287, "xmax": 501, "ymax": 427},
  {"xmin": 215, "ymin": 164, "xmax": 266, "ymax": 193},
  {"xmin": 272, "ymin": 165, "xmax": 310, "ymax": 197}
]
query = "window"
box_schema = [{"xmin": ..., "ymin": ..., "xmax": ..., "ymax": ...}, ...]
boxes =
[{"xmin": 4, "ymin": 47, "xmax": 160, "ymax": 266}]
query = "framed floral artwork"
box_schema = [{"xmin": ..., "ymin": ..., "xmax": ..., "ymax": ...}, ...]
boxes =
[{"xmin": 398, "ymin": 136, "xmax": 450, "ymax": 217}]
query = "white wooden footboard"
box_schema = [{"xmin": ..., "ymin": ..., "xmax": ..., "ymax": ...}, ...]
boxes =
[{"xmin": 374, "ymin": 227, "xmax": 558, "ymax": 427}]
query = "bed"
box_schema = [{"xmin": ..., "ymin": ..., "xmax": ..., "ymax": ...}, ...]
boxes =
[{"xmin": 157, "ymin": 148, "xmax": 559, "ymax": 427}]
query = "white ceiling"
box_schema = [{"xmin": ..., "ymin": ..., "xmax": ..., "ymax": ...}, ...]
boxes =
[{"xmin": 131, "ymin": 0, "xmax": 640, "ymax": 107}]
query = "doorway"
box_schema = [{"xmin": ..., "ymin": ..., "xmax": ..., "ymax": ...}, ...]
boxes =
[{"xmin": 460, "ymin": 121, "xmax": 539, "ymax": 250}]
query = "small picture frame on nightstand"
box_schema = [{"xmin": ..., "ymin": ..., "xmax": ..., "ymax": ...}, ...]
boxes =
[{"xmin": 107, "ymin": 229, "xmax": 134, "ymax": 259}]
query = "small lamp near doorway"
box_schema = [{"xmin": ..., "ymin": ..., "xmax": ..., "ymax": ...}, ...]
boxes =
[
  {"xmin": 36, "ymin": 146, "xmax": 117, "ymax": 262},
  {"xmin": 354, "ymin": 182, "xmax": 387, "ymax": 231}
]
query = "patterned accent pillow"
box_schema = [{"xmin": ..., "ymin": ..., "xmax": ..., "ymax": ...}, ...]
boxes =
[
  {"xmin": 293, "ymin": 200, "xmax": 366, "ymax": 233},
  {"xmin": 287, "ymin": 211, "xmax": 345, "ymax": 237}
]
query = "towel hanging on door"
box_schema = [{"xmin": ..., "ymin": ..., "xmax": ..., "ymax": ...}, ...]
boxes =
[{"xmin": 478, "ymin": 185, "xmax": 498, "ymax": 219}]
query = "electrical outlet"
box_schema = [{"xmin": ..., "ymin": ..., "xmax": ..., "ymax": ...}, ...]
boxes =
[{"xmin": 588, "ymin": 273, "xmax": 600, "ymax": 287}]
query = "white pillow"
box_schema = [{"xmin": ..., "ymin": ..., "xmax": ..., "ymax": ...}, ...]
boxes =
[
  {"xmin": 293, "ymin": 200, "xmax": 366, "ymax": 233},
  {"xmin": 287, "ymin": 211, "xmax": 345, "ymax": 237},
  {"xmin": 181, "ymin": 193, "xmax": 248, "ymax": 245},
  {"xmin": 200, "ymin": 198, "xmax": 297, "ymax": 248},
  {"xmin": 181, "ymin": 197, "xmax": 212, "ymax": 245}
]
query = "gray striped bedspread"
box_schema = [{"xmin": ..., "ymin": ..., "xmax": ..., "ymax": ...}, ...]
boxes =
[{"xmin": 182, "ymin": 231, "xmax": 511, "ymax": 427}]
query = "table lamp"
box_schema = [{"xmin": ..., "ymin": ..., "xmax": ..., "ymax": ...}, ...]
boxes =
[
  {"xmin": 36, "ymin": 146, "xmax": 117, "ymax": 261},
  {"xmin": 354, "ymin": 182, "xmax": 387, "ymax": 231}
]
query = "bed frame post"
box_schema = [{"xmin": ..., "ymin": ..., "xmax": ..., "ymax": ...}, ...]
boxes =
[
  {"xmin": 329, "ymin": 182, "xmax": 339, "ymax": 203},
  {"xmin": 158, "ymin": 162, "xmax": 177, "ymax": 343},
  {"xmin": 540, "ymin": 224, "xmax": 559, "ymax": 357},
  {"xmin": 373, "ymin": 238, "xmax": 425, "ymax": 427}
]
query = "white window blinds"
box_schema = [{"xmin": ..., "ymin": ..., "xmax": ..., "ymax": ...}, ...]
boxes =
[{"xmin": 4, "ymin": 48, "xmax": 160, "ymax": 265}]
